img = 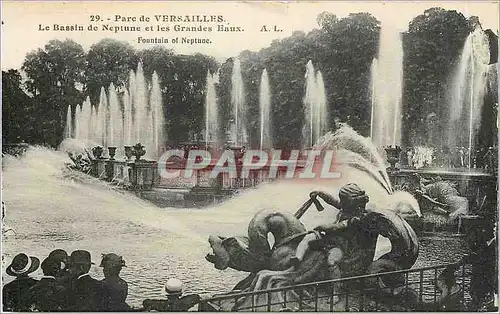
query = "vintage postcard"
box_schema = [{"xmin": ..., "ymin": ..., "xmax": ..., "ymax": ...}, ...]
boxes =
[{"xmin": 1, "ymin": 0, "xmax": 498, "ymax": 312}]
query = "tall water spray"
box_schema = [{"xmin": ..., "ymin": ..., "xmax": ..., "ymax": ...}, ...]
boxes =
[
  {"xmin": 108, "ymin": 83, "xmax": 123, "ymax": 156},
  {"xmin": 89, "ymin": 103, "xmax": 95, "ymax": 144},
  {"xmin": 123, "ymin": 89, "xmax": 132, "ymax": 145},
  {"xmin": 151, "ymin": 71, "xmax": 163, "ymax": 158},
  {"xmin": 370, "ymin": 59, "xmax": 377, "ymax": 139},
  {"xmin": 303, "ymin": 60, "xmax": 328, "ymax": 147},
  {"xmin": 63, "ymin": 63, "xmax": 166, "ymax": 159},
  {"xmin": 205, "ymin": 70, "xmax": 219, "ymax": 148},
  {"xmin": 315, "ymin": 71, "xmax": 328, "ymax": 144},
  {"xmin": 370, "ymin": 23, "xmax": 404, "ymax": 148},
  {"xmin": 96, "ymin": 87, "xmax": 107, "ymax": 148},
  {"xmin": 65, "ymin": 105, "xmax": 72, "ymax": 139},
  {"xmin": 231, "ymin": 58, "xmax": 247, "ymax": 146},
  {"xmin": 134, "ymin": 63, "xmax": 148, "ymax": 146},
  {"xmin": 447, "ymin": 27, "xmax": 490, "ymax": 167},
  {"xmin": 126, "ymin": 70, "xmax": 136, "ymax": 145},
  {"xmin": 259, "ymin": 69, "xmax": 272, "ymax": 150},
  {"xmin": 80, "ymin": 97, "xmax": 91, "ymax": 143},
  {"xmin": 74, "ymin": 105, "xmax": 81, "ymax": 142}
]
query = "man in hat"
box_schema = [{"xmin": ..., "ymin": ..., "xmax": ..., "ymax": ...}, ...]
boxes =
[
  {"xmin": 30, "ymin": 254, "xmax": 69, "ymax": 311},
  {"xmin": 99, "ymin": 253, "xmax": 130, "ymax": 311},
  {"xmin": 3, "ymin": 253, "xmax": 40, "ymax": 311},
  {"xmin": 67, "ymin": 250, "xmax": 102, "ymax": 311},
  {"xmin": 48, "ymin": 249, "xmax": 71, "ymax": 286}
]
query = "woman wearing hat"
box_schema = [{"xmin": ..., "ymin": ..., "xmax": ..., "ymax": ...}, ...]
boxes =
[{"xmin": 3, "ymin": 253, "xmax": 40, "ymax": 312}]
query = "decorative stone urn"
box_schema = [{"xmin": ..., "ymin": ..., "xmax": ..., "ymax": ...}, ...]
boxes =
[
  {"xmin": 124, "ymin": 146, "xmax": 133, "ymax": 161},
  {"xmin": 108, "ymin": 147, "xmax": 117, "ymax": 160},
  {"xmin": 385, "ymin": 145, "xmax": 402, "ymax": 170},
  {"xmin": 132, "ymin": 143, "xmax": 146, "ymax": 161},
  {"xmin": 92, "ymin": 146, "xmax": 104, "ymax": 159}
]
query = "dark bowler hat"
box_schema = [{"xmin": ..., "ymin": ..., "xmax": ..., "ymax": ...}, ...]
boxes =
[
  {"xmin": 6, "ymin": 253, "xmax": 40, "ymax": 277},
  {"xmin": 69, "ymin": 250, "xmax": 95, "ymax": 265},
  {"xmin": 41, "ymin": 255, "xmax": 66, "ymax": 276},
  {"xmin": 49, "ymin": 249, "xmax": 68, "ymax": 260}
]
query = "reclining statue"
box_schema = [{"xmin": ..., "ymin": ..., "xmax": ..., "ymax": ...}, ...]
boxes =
[
  {"xmin": 399, "ymin": 174, "xmax": 469, "ymax": 221},
  {"xmin": 205, "ymin": 183, "xmax": 420, "ymax": 311}
]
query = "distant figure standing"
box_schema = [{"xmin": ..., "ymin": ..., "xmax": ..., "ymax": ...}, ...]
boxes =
[
  {"xmin": 30, "ymin": 255, "xmax": 69, "ymax": 311},
  {"xmin": 67, "ymin": 250, "xmax": 102, "ymax": 311},
  {"xmin": 3, "ymin": 253, "xmax": 40, "ymax": 312},
  {"xmin": 99, "ymin": 253, "xmax": 130, "ymax": 311}
]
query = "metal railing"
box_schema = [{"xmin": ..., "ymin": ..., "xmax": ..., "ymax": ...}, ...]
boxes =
[{"xmin": 199, "ymin": 261, "xmax": 472, "ymax": 312}]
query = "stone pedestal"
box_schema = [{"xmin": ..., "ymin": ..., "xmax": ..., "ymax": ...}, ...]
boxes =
[
  {"xmin": 105, "ymin": 160, "xmax": 115, "ymax": 181},
  {"xmin": 94, "ymin": 159, "xmax": 108, "ymax": 179},
  {"xmin": 128, "ymin": 160, "xmax": 158, "ymax": 190}
]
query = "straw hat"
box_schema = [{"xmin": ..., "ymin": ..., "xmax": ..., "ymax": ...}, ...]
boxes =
[
  {"xmin": 99, "ymin": 253, "xmax": 126, "ymax": 268},
  {"xmin": 6, "ymin": 253, "xmax": 40, "ymax": 277}
]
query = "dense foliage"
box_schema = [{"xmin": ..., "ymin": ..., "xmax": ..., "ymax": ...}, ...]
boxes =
[{"xmin": 2, "ymin": 7, "xmax": 497, "ymax": 150}]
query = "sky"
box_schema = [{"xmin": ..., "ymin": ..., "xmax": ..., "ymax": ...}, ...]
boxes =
[{"xmin": 1, "ymin": 1, "xmax": 499, "ymax": 70}]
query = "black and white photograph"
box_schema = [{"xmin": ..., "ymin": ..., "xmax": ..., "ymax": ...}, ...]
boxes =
[{"xmin": 1, "ymin": 1, "xmax": 499, "ymax": 311}]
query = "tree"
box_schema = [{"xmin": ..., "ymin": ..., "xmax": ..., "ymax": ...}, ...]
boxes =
[
  {"xmin": 2, "ymin": 70, "xmax": 34, "ymax": 143},
  {"xmin": 402, "ymin": 7, "xmax": 472, "ymax": 146},
  {"xmin": 163, "ymin": 53, "xmax": 218, "ymax": 144},
  {"xmin": 85, "ymin": 39, "xmax": 138, "ymax": 103},
  {"xmin": 21, "ymin": 39, "xmax": 86, "ymax": 146}
]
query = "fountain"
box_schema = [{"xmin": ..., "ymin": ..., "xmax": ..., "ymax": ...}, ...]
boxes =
[
  {"xmin": 74, "ymin": 104, "xmax": 81, "ymax": 142},
  {"xmin": 151, "ymin": 72, "xmax": 164, "ymax": 158},
  {"xmin": 447, "ymin": 26, "xmax": 491, "ymax": 168},
  {"xmin": 370, "ymin": 22, "xmax": 404, "ymax": 148},
  {"xmin": 65, "ymin": 105, "xmax": 72, "ymax": 139},
  {"xmin": 316, "ymin": 71, "xmax": 328, "ymax": 144},
  {"xmin": 64, "ymin": 62, "xmax": 166, "ymax": 160},
  {"xmin": 230, "ymin": 58, "xmax": 247, "ymax": 146},
  {"xmin": 259, "ymin": 69, "xmax": 272, "ymax": 150},
  {"xmin": 134, "ymin": 63, "xmax": 147, "ymax": 147},
  {"xmin": 125, "ymin": 70, "xmax": 135, "ymax": 145},
  {"xmin": 95, "ymin": 87, "xmax": 107, "ymax": 149},
  {"xmin": 205, "ymin": 70, "xmax": 219, "ymax": 148},
  {"xmin": 302, "ymin": 60, "xmax": 329, "ymax": 147},
  {"xmin": 108, "ymin": 83, "xmax": 123, "ymax": 157}
]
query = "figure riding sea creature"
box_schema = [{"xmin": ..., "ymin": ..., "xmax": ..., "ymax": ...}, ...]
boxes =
[{"xmin": 205, "ymin": 183, "xmax": 420, "ymax": 310}]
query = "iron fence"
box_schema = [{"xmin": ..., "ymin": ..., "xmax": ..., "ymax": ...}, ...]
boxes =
[{"xmin": 199, "ymin": 261, "xmax": 472, "ymax": 312}]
